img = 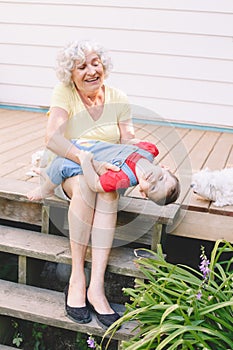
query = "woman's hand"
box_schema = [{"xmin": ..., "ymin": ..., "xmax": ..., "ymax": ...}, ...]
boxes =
[
  {"xmin": 78, "ymin": 150, "xmax": 120, "ymax": 175},
  {"xmin": 79, "ymin": 152, "xmax": 120, "ymax": 192},
  {"xmin": 92, "ymin": 160, "xmax": 120, "ymax": 175}
]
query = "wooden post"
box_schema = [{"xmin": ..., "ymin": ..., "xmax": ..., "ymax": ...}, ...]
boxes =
[
  {"xmin": 41, "ymin": 205, "xmax": 50, "ymax": 234},
  {"xmin": 18, "ymin": 255, "xmax": 27, "ymax": 284},
  {"xmin": 151, "ymin": 223, "xmax": 162, "ymax": 251}
]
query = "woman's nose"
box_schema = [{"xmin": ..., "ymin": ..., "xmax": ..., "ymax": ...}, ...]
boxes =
[{"xmin": 86, "ymin": 65, "xmax": 96, "ymax": 75}]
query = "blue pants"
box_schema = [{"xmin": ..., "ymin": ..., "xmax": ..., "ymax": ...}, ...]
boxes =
[{"xmin": 46, "ymin": 156, "xmax": 83, "ymax": 185}]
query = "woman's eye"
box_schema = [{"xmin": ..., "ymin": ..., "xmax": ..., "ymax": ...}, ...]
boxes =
[{"xmin": 76, "ymin": 64, "xmax": 85, "ymax": 70}]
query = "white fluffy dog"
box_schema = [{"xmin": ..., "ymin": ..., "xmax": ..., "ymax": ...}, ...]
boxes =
[
  {"xmin": 191, "ymin": 168, "xmax": 233, "ymax": 207},
  {"xmin": 26, "ymin": 150, "xmax": 49, "ymax": 177}
]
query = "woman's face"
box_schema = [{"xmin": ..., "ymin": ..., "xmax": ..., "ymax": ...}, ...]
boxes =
[{"xmin": 71, "ymin": 51, "xmax": 105, "ymax": 95}]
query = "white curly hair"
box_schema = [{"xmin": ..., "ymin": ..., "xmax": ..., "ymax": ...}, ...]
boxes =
[{"xmin": 55, "ymin": 40, "xmax": 113, "ymax": 85}]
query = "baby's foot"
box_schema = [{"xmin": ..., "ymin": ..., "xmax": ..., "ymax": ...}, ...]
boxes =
[{"xmin": 27, "ymin": 186, "xmax": 54, "ymax": 201}]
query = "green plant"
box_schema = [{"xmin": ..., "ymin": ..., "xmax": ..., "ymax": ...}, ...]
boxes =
[
  {"xmin": 31, "ymin": 323, "xmax": 47, "ymax": 350},
  {"xmin": 102, "ymin": 240, "xmax": 233, "ymax": 349},
  {"xmin": 12, "ymin": 320, "xmax": 23, "ymax": 348},
  {"xmin": 76, "ymin": 332, "xmax": 92, "ymax": 349}
]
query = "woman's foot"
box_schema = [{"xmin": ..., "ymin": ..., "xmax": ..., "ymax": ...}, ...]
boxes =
[
  {"xmin": 87, "ymin": 288, "xmax": 120, "ymax": 329},
  {"xmin": 64, "ymin": 284, "xmax": 91, "ymax": 324},
  {"xmin": 87, "ymin": 288, "xmax": 114, "ymax": 314}
]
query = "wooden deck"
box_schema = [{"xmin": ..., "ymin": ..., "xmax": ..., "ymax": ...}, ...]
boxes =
[{"xmin": 0, "ymin": 108, "xmax": 232, "ymax": 242}]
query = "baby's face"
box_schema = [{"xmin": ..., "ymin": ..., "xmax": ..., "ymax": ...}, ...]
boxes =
[{"xmin": 138, "ymin": 167, "xmax": 176, "ymax": 204}]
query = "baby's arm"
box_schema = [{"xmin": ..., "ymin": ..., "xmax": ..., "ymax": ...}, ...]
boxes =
[{"xmin": 79, "ymin": 151, "xmax": 105, "ymax": 192}]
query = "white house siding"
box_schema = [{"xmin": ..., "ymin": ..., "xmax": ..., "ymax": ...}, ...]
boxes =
[{"xmin": 0, "ymin": 0, "xmax": 233, "ymax": 128}]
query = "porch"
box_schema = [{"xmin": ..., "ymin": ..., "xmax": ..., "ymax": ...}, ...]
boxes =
[{"xmin": 0, "ymin": 107, "xmax": 232, "ymax": 244}]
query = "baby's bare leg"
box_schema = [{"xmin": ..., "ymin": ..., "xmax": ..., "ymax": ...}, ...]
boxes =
[{"xmin": 27, "ymin": 171, "xmax": 57, "ymax": 201}]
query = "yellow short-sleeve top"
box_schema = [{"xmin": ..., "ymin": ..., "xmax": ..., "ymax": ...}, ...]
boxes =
[{"xmin": 50, "ymin": 83, "xmax": 132, "ymax": 144}]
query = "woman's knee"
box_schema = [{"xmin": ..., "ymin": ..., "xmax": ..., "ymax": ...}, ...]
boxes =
[
  {"xmin": 99, "ymin": 191, "xmax": 119, "ymax": 202},
  {"xmin": 63, "ymin": 176, "xmax": 95, "ymax": 199},
  {"xmin": 96, "ymin": 191, "xmax": 119, "ymax": 213}
]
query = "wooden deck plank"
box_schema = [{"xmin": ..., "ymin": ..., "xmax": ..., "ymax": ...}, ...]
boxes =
[
  {"xmin": 0, "ymin": 145, "xmax": 43, "ymax": 179},
  {"xmin": 0, "ymin": 111, "xmax": 46, "ymax": 179},
  {"xmin": 206, "ymin": 132, "xmax": 233, "ymax": 214},
  {"xmin": 3, "ymin": 135, "xmax": 44, "ymax": 162},
  {"xmin": 0, "ymin": 114, "xmax": 46, "ymax": 137},
  {"xmin": 182, "ymin": 131, "xmax": 221, "ymax": 210},
  {"xmin": 187, "ymin": 131, "xmax": 221, "ymax": 172},
  {"xmin": 173, "ymin": 129, "xmax": 204, "ymax": 199},
  {"xmin": 153, "ymin": 127, "xmax": 189, "ymax": 167},
  {"xmin": 204, "ymin": 132, "xmax": 233, "ymax": 170},
  {"xmin": 156, "ymin": 129, "xmax": 189, "ymax": 172},
  {"xmin": 135, "ymin": 123, "xmax": 160, "ymax": 136},
  {"xmin": 146, "ymin": 125, "xmax": 174, "ymax": 148},
  {"xmin": 134, "ymin": 123, "xmax": 151, "ymax": 139},
  {"xmin": 0, "ymin": 109, "xmax": 39, "ymax": 129},
  {"xmin": 226, "ymin": 146, "xmax": 233, "ymax": 167},
  {"xmin": 0, "ymin": 113, "xmax": 46, "ymax": 139},
  {"xmin": 1, "ymin": 128, "xmax": 44, "ymax": 154}
]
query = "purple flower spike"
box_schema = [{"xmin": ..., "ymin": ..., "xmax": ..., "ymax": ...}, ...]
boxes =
[
  {"xmin": 87, "ymin": 336, "xmax": 96, "ymax": 349},
  {"xmin": 196, "ymin": 246, "xmax": 210, "ymax": 299},
  {"xmin": 199, "ymin": 259, "xmax": 210, "ymax": 278},
  {"xmin": 199, "ymin": 246, "xmax": 210, "ymax": 279}
]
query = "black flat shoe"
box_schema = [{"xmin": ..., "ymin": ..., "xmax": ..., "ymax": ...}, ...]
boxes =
[
  {"xmin": 64, "ymin": 284, "xmax": 92, "ymax": 324},
  {"xmin": 87, "ymin": 299, "xmax": 121, "ymax": 329}
]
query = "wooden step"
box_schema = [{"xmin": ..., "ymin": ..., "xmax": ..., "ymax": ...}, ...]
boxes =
[
  {"xmin": 0, "ymin": 178, "xmax": 180, "ymax": 249},
  {"xmin": 0, "ymin": 224, "xmax": 144, "ymax": 280},
  {"xmin": 0, "ymin": 178, "xmax": 180, "ymax": 223},
  {"xmin": 0, "ymin": 279, "xmax": 137, "ymax": 342}
]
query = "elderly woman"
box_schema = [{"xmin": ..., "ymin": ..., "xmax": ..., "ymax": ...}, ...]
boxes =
[{"xmin": 45, "ymin": 40, "xmax": 135, "ymax": 328}]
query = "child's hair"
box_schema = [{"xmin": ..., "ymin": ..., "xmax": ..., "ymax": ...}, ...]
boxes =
[{"xmin": 153, "ymin": 171, "xmax": 180, "ymax": 206}]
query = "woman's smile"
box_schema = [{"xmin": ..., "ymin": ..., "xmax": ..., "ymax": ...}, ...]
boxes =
[{"xmin": 72, "ymin": 52, "xmax": 105, "ymax": 94}]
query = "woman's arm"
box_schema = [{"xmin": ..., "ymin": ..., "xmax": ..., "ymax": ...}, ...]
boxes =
[
  {"xmin": 45, "ymin": 107, "xmax": 82, "ymax": 163},
  {"xmin": 119, "ymin": 118, "xmax": 136, "ymax": 144}
]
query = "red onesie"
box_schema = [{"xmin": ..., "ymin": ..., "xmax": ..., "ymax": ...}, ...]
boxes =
[{"xmin": 99, "ymin": 142, "xmax": 159, "ymax": 192}]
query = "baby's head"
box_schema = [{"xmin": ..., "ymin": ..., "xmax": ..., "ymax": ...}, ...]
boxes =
[
  {"xmin": 153, "ymin": 170, "xmax": 180, "ymax": 205},
  {"xmin": 138, "ymin": 166, "xmax": 180, "ymax": 206}
]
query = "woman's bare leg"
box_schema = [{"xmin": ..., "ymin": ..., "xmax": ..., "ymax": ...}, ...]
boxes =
[
  {"xmin": 87, "ymin": 191, "xmax": 119, "ymax": 314},
  {"xmin": 62, "ymin": 175, "xmax": 96, "ymax": 307}
]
